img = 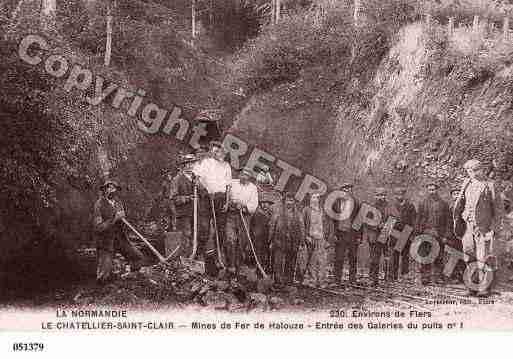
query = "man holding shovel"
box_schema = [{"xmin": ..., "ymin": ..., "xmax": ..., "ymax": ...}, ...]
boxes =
[
  {"xmin": 192, "ymin": 141, "xmax": 232, "ymax": 266},
  {"xmin": 169, "ymin": 154, "xmax": 210, "ymax": 259},
  {"xmin": 224, "ymin": 168, "xmax": 259, "ymax": 275},
  {"xmin": 93, "ymin": 180, "xmax": 144, "ymax": 285}
]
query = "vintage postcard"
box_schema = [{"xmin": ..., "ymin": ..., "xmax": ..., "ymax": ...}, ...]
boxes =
[{"xmin": 2, "ymin": 0, "xmax": 513, "ymax": 353}]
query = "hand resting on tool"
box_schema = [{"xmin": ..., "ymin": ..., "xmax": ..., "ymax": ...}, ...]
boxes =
[{"xmin": 114, "ymin": 210, "xmax": 126, "ymax": 223}]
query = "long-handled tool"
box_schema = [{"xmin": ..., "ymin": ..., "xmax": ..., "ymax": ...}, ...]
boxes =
[
  {"xmin": 189, "ymin": 174, "xmax": 199, "ymax": 259},
  {"xmin": 121, "ymin": 218, "xmax": 176, "ymax": 264},
  {"xmin": 108, "ymin": 201, "xmax": 175, "ymax": 264},
  {"xmin": 239, "ymin": 208, "xmax": 269, "ymax": 279},
  {"xmin": 210, "ymin": 197, "xmax": 225, "ymax": 269}
]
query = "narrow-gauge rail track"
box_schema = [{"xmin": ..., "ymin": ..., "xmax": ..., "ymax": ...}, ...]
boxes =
[
  {"xmin": 382, "ymin": 281, "xmax": 474, "ymax": 304},
  {"xmin": 300, "ymin": 283, "xmax": 431, "ymax": 311}
]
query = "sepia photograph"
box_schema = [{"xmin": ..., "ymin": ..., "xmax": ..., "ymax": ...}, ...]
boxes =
[{"xmin": 2, "ymin": 0, "xmax": 513, "ymax": 351}]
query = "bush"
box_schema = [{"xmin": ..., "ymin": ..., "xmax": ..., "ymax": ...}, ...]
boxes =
[
  {"xmin": 228, "ymin": 0, "xmax": 423, "ymax": 94},
  {"xmin": 427, "ymin": 0, "xmax": 513, "ymax": 26}
]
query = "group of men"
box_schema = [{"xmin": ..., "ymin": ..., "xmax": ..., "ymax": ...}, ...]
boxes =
[{"xmin": 93, "ymin": 144, "xmax": 502, "ymax": 297}]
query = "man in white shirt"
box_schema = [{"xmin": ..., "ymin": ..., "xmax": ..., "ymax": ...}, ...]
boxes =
[
  {"xmin": 193, "ymin": 141, "xmax": 232, "ymax": 194},
  {"xmin": 224, "ymin": 168, "xmax": 259, "ymax": 275},
  {"xmin": 192, "ymin": 141, "xmax": 232, "ymax": 263}
]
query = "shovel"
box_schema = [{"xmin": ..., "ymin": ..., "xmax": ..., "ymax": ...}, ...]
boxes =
[
  {"xmin": 210, "ymin": 197, "xmax": 225, "ymax": 269},
  {"xmin": 239, "ymin": 208, "xmax": 269, "ymax": 280},
  {"xmin": 163, "ymin": 225, "xmax": 185, "ymax": 259}
]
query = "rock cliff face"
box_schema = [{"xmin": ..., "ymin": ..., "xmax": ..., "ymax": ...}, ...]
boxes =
[
  {"xmin": 230, "ymin": 22, "xmax": 513, "ymax": 204},
  {"xmin": 227, "ymin": 19, "xmax": 513, "ymax": 268}
]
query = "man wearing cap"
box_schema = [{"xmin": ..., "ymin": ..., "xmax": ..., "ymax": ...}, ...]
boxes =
[
  {"xmin": 446, "ymin": 186, "xmax": 465, "ymax": 283},
  {"xmin": 364, "ymin": 187, "xmax": 390, "ymax": 287},
  {"xmin": 302, "ymin": 193, "xmax": 334, "ymax": 288},
  {"xmin": 386, "ymin": 187, "xmax": 417, "ymax": 281},
  {"xmin": 417, "ymin": 182, "xmax": 451, "ymax": 285},
  {"xmin": 454, "ymin": 159, "xmax": 502, "ymax": 296},
  {"xmin": 93, "ymin": 180, "xmax": 144, "ymax": 284},
  {"xmin": 269, "ymin": 192, "xmax": 306, "ymax": 286},
  {"xmin": 333, "ymin": 183, "xmax": 361, "ymax": 286},
  {"xmin": 169, "ymin": 154, "xmax": 210, "ymax": 258},
  {"xmin": 224, "ymin": 168, "xmax": 259, "ymax": 274}
]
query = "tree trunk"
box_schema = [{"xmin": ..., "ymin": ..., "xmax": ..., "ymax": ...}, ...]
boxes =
[
  {"xmin": 104, "ymin": 4, "xmax": 113, "ymax": 66},
  {"xmin": 41, "ymin": 0, "xmax": 56, "ymax": 29}
]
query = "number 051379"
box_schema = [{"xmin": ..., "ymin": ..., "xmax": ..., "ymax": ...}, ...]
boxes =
[{"xmin": 12, "ymin": 343, "xmax": 45, "ymax": 351}]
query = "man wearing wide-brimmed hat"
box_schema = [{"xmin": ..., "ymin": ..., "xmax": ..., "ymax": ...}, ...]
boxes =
[
  {"xmin": 169, "ymin": 153, "xmax": 210, "ymax": 259},
  {"xmin": 93, "ymin": 179, "xmax": 144, "ymax": 284},
  {"xmin": 453, "ymin": 159, "xmax": 503, "ymax": 296}
]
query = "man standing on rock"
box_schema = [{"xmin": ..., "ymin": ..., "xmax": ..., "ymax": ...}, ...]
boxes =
[
  {"xmin": 333, "ymin": 183, "xmax": 361, "ymax": 286},
  {"xmin": 302, "ymin": 193, "xmax": 334, "ymax": 288},
  {"xmin": 269, "ymin": 192, "xmax": 306, "ymax": 286},
  {"xmin": 386, "ymin": 187, "xmax": 416, "ymax": 282},
  {"xmin": 416, "ymin": 182, "xmax": 451, "ymax": 285},
  {"xmin": 224, "ymin": 168, "xmax": 259, "ymax": 274},
  {"xmin": 93, "ymin": 180, "xmax": 144, "ymax": 285},
  {"xmin": 169, "ymin": 154, "xmax": 210, "ymax": 259},
  {"xmin": 454, "ymin": 159, "xmax": 502, "ymax": 296},
  {"xmin": 364, "ymin": 187, "xmax": 389, "ymax": 287}
]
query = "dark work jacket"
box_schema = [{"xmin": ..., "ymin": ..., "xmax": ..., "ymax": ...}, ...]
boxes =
[
  {"xmin": 169, "ymin": 172, "xmax": 209, "ymax": 218},
  {"xmin": 269, "ymin": 204, "xmax": 306, "ymax": 250},
  {"xmin": 387, "ymin": 200, "xmax": 416, "ymax": 232},
  {"xmin": 417, "ymin": 195, "xmax": 450, "ymax": 238},
  {"xmin": 251, "ymin": 207, "xmax": 273, "ymax": 263},
  {"xmin": 93, "ymin": 196, "xmax": 126, "ymax": 252}
]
